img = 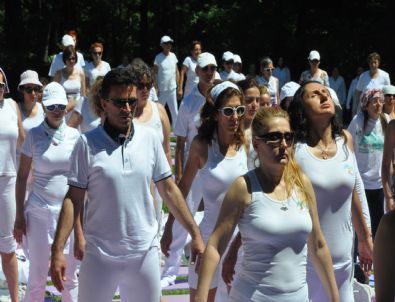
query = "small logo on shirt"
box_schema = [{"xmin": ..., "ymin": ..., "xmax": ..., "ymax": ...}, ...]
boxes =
[{"xmin": 343, "ymin": 163, "xmax": 354, "ymax": 175}]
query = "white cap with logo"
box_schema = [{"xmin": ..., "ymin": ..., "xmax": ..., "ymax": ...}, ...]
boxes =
[{"xmin": 42, "ymin": 82, "xmax": 68, "ymax": 106}]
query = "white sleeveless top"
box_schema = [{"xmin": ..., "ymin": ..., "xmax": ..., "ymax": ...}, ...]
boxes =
[
  {"xmin": 133, "ymin": 100, "xmax": 164, "ymax": 143},
  {"xmin": 230, "ymin": 170, "xmax": 311, "ymax": 302},
  {"xmin": 60, "ymin": 70, "xmax": 81, "ymax": 99},
  {"xmin": 295, "ymin": 137, "xmax": 356, "ymax": 302},
  {"xmin": 198, "ymin": 138, "xmax": 248, "ymax": 240},
  {"xmin": 0, "ymin": 98, "xmax": 18, "ymax": 176}
]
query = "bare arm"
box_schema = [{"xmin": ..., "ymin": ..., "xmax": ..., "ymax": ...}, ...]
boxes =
[
  {"xmin": 382, "ymin": 120, "xmax": 395, "ymax": 211},
  {"xmin": 14, "ymin": 154, "xmax": 32, "ymax": 243},
  {"xmin": 80, "ymin": 69, "xmax": 86, "ymax": 97},
  {"xmin": 175, "ymin": 136, "xmax": 186, "ymax": 183},
  {"xmin": 178, "ymin": 65, "xmax": 188, "ymax": 99},
  {"xmin": 15, "ymin": 102, "xmax": 25, "ymax": 147},
  {"xmin": 67, "ymin": 111, "xmax": 82, "ymax": 129},
  {"xmin": 176, "ymin": 64, "xmax": 180, "ymax": 91},
  {"xmin": 195, "ymin": 176, "xmax": 248, "ymax": 302},
  {"xmin": 304, "ymin": 175, "xmax": 339, "ymax": 302}
]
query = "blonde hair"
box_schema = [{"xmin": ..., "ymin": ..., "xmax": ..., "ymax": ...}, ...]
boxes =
[{"xmin": 252, "ymin": 107, "xmax": 313, "ymax": 208}]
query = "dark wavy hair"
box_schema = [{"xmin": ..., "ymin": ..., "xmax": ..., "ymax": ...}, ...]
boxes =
[
  {"xmin": 198, "ymin": 83, "xmax": 245, "ymax": 147},
  {"xmin": 288, "ymin": 80, "xmax": 346, "ymax": 144}
]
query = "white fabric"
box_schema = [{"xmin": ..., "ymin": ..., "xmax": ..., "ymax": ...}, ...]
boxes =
[
  {"xmin": 154, "ymin": 52, "xmax": 178, "ymax": 91},
  {"xmin": 67, "ymin": 124, "xmax": 171, "ymax": 259},
  {"xmin": 295, "ymin": 138, "xmax": 356, "ymax": 302},
  {"xmin": 299, "ymin": 69, "xmax": 330, "ymax": 87},
  {"xmin": 346, "ymin": 77, "xmax": 359, "ymax": 110},
  {"xmin": 211, "ymin": 81, "xmax": 240, "ymax": 103},
  {"xmin": 20, "ymin": 103, "xmax": 45, "ymax": 134},
  {"xmin": 0, "ymin": 176, "xmax": 17, "ymax": 253},
  {"xmin": 133, "ymin": 100, "xmax": 163, "ymax": 143},
  {"xmin": 73, "ymin": 96, "xmax": 100, "ymax": 133},
  {"xmin": 256, "ymin": 75, "xmax": 280, "ymax": 105},
  {"xmin": 78, "ymin": 247, "xmax": 160, "ymax": 302},
  {"xmin": 0, "ymin": 99, "xmax": 18, "ymax": 176},
  {"xmin": 273, "ymin": 67, "xmax": 291, "ymax": 88},
  {"xmin": 329, "ymin": 76, "xmax": 347, "ymax": 105},
  {"xmin": 219, "ymin": 70, "xmax": 244, "ymax": 82},
  {"xmin": 60, "ymin": 71, "xmax": 82, "ymax": 100},
  {"xmin": 148, "ymin": 87, "xmax": 158, "ymax": 102},
  {"xmin": 229, "ymin": 170, "xmax": 312, "ymax": 302},
  {"xmin": 347, "ymin": 114, "xmax": 386, "ymax": 189},
  {"xmin": 48, "ymin": 51, "xmax": 85, "ymax": 77},
  {"xmin": 356, "ymin": 69, "xmax": 390, "ymax": 93},
  {"xmin": 182, "ymin": 56, "xmax": 199, "ymax": 96},
  {"xmin": 188, "ymin": 139, "xmax": 248, "ymax": 289},
  {"xmin": 84, "ymin": 61, "xmax": 111, "ymax": 87},
  {"xmin": 158, "ymin": 88, "xmax": 178, "ymax": 126}
]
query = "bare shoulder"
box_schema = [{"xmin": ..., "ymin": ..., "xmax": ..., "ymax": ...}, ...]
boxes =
[
  {"xmin": 189, "ymin": 136, "xmax": 208, "ymax": 164},
  {"xmin": 342, "ymin": 129, "xmax": 354, "ymax": 151}
]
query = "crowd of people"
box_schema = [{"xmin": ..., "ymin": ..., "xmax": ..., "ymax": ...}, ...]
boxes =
[{"xmin": 0, "ymin": 31, "xmax": 394, "ymax": 302}]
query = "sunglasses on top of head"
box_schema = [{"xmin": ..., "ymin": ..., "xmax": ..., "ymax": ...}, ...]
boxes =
[
  {"xmin": 45, "ymin": 104, "xmax": 67, "ymax": 112},
  {"xmin": 217, "ymin": 106, "xmax": 246, "ymax": 117},
  {"xmin": 107, "ymin": 97, "xmax": 138, "ymax": 108},
  {"xmin": 255, "ymin": 131, "xmax": 294, "ymax": 146}
]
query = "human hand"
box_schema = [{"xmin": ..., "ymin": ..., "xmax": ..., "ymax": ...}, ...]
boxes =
[
  {"xmin": 385, "ymin": 197, "xmax": 395, "ymax": 212},
  {"xmin": 358, "ymin": 236, "xmax": 373, "ymax": 273},
  {"xmin": 50, "ymin": 251, "xmax": 67, "ymax": 292},
  {"xmin": 221, "ymin": 246, "xmax": 238, "ymax": 289},
  {"xmin": 190, "ymin": 235, "xmax": 205, "ymax": 273},
  {"xmin": 13, "ymin": 216, "xmax": 26, "ymax": 244},
  {"xmin": 160, "ymin": 225, "xmax": 173, "ymax": 257},
  {"xmin": 74, "ymin": 235, "xmax": 86, "ymax": 261}
]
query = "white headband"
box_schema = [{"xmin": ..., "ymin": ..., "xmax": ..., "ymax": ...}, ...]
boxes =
[{"xmin": 210, "ymin": 81, "xmax": 240, "ymax": 103}]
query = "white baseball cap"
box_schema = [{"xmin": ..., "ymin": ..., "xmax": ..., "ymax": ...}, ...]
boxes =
[
  {"xmin": 160, "ymin": 35, "xmax": 174, "ymax": 44},
  {"xmin": 280, "ymin": 81, "xmax": 300, "ymax": 101},
  {"xmin": 197, "ymin": 52, "xmax": 217, "ymax": 68},
  {"xmin": 62, "ymin": 34, "xmax": 75, "ymax": 47},
  {"xmin": 18, "ymin": 70, "xmax": 43, "ymax": 88},
  {"xmin": 308, "ymin": 50, "xmax": 320, "ymax": 61},
  {"xmin": 42, "ymin": 82, "xmax": 68, "ymax": 106},
  {"xmin": 383, "ymin": 85, "xmax": 395, "ymax": 95},
  {"xmin": 233, "ymin": 54, "xmax": 242, "ymax": 64},
  {"xmin": 222, "ymin": 51, "xmax": 234, "ymax": 62}
]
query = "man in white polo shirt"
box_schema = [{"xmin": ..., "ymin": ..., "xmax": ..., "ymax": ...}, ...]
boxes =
[
  {"xmin": 50, "ymin": 68, "xmax": 203, "ymax": 302},
  {"xmin": 160, "ymin": 52, "xmax": 217, "ymax": 287}
]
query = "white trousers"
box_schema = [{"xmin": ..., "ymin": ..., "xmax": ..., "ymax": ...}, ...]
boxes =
[
  {"xmin": 24, "ymin": 208, "xmax": 78, "ymax": 302},
  {"xmin": 158, "ymin": 89, "xmax": 178, "ymax": 126},
  {"xmin": 78, "ymin": 246, "xmax": 160, "ymax": 302},
  {"xmin": 0, "ymin": 176, "xmax": 16, "ymax": 253}
]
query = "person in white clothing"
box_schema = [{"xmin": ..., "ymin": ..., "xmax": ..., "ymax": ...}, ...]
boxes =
[
  {"xmin": 0, "ymin": 69, "xmax": 25, "ymax": 302},
  {"xmin": 48, "ymin": 34, "xmax": 85, "ymax": 78},
  {"xmin": 279, "ymin": 81, "xmax": 300, "ymax": 111},
  {"xmin": 289, "ymin": 81, "xmax": 373, "ymax": 302},
  {"xmin": 382, "ymin": 85, "xmax": 395, "ymax": 120},
  {"xmin": 348, "ymin": 89, "xmax": 388, "ymax": 237},
  {"xmin": 160, "ymin": 52, "xmax": 217, "ymax": 288},
  {"xmin": 154, "ymin": 35, "xmax": 180, "ymax": 126},
  {"xmin": 177, "ymin": 40, "xmax": 202, "ymax": 99},
  {"xmin": 273, "ymin": 57, "xmax": 291, "ymax": 88},
  {"xmin": 49, "ymin": 68, "xmax": 204, "ymax": 302},
  {"xmin": 299, "ymin": 50, "xmax": 329, "ymax": 87},
  {"xmin": 172, "ymin": 81, "xmax": 248, "ymax": 302},
  {"xmin": 256, "ymin": 57, "xmax": 280, "ymax": 105},
  {"xmin": 346, "ymin": 67, "xmax": 364, "ymax": 117},
  {"xmin": 195, "ymin": 107, "xmax": 339, "ymax": 302},
  {"xmin": 232, "ymin": 54, "xmax": 246, "ymax": 80},
  {"xmin": 84, "ymin": 42, "xmax": 111, "ymax": 89},
  {"xmin": 14, "ymin": 82, "xmax": 80, "ymax": 302},
  {"xmin": 329, "ymin": 67, "xmax": 347, "ymax": 107},
  {"xmin": 354, "ymin": 52, "xmax": 391, "ymax": 113},
  {"xmin": 219, "ymin": 51, "xmax": 244, "ymax": 82}
]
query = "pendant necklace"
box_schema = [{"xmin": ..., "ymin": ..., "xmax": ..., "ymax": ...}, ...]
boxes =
[{"xmin": 316, "ymin": 142, "xmax": 330, "ymax": 159}]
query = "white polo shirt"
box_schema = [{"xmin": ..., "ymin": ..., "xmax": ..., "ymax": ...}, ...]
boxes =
[{"xmin": 68, "ymin": 124, "xmax": 172, "ymax": 259}]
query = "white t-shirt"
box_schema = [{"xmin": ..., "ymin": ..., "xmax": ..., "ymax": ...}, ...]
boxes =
[
  {"xmin": 347, "ymin": 113, "xmax": 387, "ymax": 189},
  {"xmin": 0, "ymin": 98, "xmax": 18, "ymax": 176},
  {"xmin": 73, "ymin": 97, "xmax": 101, "ymax": 133},
  {"xmin": 256, "ymin": 75, "xmax": 280, "ymax": 105},
  {"xmin": 84, "ymin": 61, "xmax": 111, "ymax": 87},
  {"xmin": 67, "ymin": 124, "xmax": 172, "ymax": 259},
  {"xmin": 356, "ymin": 69, "xmax": 391, "ymax": 93},
  {"xmin": 48, "ymin": 51, "xmax": 85, "ymax": 77},
  {"xmin": 219, "ymin": 70, "xmax": 244, "ymax": 82},
  {"xmin": 273, "ymin": 67, "xmax": 291, "ymax": 88},
  {"xmin": 174, "ymin": 85, "xmax": 205, "ymax": 159},
  {"xmin": 329, "ymin": 76, "xmax": 347, "ymax": 105},
  {"xmin": 182, "ymin": 56, "xmax": 199, "ymax": 97},
  {"xmin": 154, "ymin": 52, "xmax": 178, "ymax": 91},
  {"xmin": 148, "ymin": 87, "xmax": 159, "ymax": 102},
  {"xmin": 346, "ymin": 76, "xmax": 359, "ymax": 109},
  {"xmin": 20, "ymin": 103, "xmax": 45, "ymax": 134}
]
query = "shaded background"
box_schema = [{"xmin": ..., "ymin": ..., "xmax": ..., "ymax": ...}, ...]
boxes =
[{"xmin": 1, "ymin": 0, "xmax": 394, "ymax": 98}]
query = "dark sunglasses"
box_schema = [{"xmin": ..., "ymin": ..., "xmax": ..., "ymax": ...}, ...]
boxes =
[
  {"xmin": 92, "ymin": 51, "xmax": 102, "ymax": 56},
  {"xmin": 137, "ymin": 82, "xmax": 153, "ymax": 90},
  {"xmin": 67, "ymin": 57, "xmax": 77, "ymax": 61},
  {"xmin": 24, "ymin": 86, "xmax": 42, "ymax": 94},
  {"xmin": 108, "ymin": 97, "xmax": 137, "ymax": 108},
  {"xmin": 224, "ymin": 60, "xmax": 234, "ymax": 65},
  {"xmin": 385, "ymin": 94, "xmax": 395, "ymax": 98},
  {"xmin": 0, "ymin": 83, "xmax": 6, "ymax": 90},
  {"xmin": 217, "ymin": 106, "xmax": 245, "ymax": 117},
  {"xmin": 264, "ymin": 68, "xmax": 274, "ymax": 72},
  {"xmin": 202, "ymin": 65, "xmax": 216, "ymax": 72},
  {"xmin": 255, "ymin": 131, "xmax": 294, "ymax": 146},
  {"xmin": 45, "ymin": 104, "xmax": 67, "ymax": 112}
]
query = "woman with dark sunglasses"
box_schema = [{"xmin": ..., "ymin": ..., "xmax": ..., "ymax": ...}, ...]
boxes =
[
  {"xmin": 255, "ymin": 57, "xmax": 280, "ymax": 106},
  {"xmin": 14, "ymin": 82, "xmax": 80, "ymax": 302},
  {"xmin": 177, "ymin": 81, "xmax": 248, "ymax": 302},
  {"xmin": 289, "ymin": 80, "xmax": 373, "ymax": 302},
  {"xmin": 0, "ymin": 67, "xmax": 25, "ymax": 302},
  {"xmin": 195, "ymin": 107, "xmax": 339, "ymax": 302}
]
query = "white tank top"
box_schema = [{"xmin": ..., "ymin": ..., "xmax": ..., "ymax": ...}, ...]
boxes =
[
  {"xmin": 134, "ymin": 100, "xmax": 164, "ymax": 143},
  {"xmin": 0, "ymin": 98, "xmax": 18, "ymax": 176},
  {"xmin": 60, "ymin": 70, "xmax": 81, "ymax": 99},
  {"xmin": 198, "ymin": 138, "xmax": 248, "ymax": 240},
  {"xmin": 230, "ymin": 170, "xmax": 311, "ymax": 302}
]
